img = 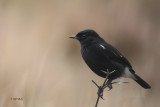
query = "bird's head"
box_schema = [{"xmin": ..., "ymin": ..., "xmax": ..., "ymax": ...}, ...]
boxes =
[{"xmin": 69, "ymin": 29, "xmax": 102, "ymax": 46}]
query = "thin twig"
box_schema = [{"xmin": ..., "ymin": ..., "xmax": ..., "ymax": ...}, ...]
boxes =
[
  {"xmin": 92, "ymin": 69, "xmax": 129, "ymax": 107},
  {"xmin": 95, "ymin": 94, "xmax": 100, "ymax": 107},
  {"xmin": 92, "ymin": 69, "xmax": 110, "ymax": 107}
]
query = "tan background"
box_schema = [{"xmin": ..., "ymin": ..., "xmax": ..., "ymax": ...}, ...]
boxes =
[{"xmin": 0, "ymin": 0, "xmax": 159, "ymax": 107}]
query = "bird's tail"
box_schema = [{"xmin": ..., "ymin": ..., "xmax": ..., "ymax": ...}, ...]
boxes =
[{"xmin": 132, "ymin": 73, "xmax": 151, "ymax": 89}]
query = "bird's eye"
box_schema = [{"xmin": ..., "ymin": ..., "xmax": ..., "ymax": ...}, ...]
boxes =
[{"xmin": 81, "ymin": 35, "xmax": 86, "ymax": 38}]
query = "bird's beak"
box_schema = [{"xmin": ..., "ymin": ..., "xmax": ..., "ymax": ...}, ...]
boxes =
[{"xmin": 69, "ymin": 35, "xmax": 77, "ymax": 39}]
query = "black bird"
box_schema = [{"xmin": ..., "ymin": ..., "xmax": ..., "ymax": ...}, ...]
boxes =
[{"xmin": 69, "ymin": 29, "xmax": 151, "ymax": 89}]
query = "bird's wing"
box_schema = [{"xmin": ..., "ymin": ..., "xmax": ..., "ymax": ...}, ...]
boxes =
[{"xmin": 97, "ymin": 43, "xmax": 132, "ymax": 68}]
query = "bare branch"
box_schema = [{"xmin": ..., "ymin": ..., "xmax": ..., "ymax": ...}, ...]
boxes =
[
  {"xmin": 92, "ymin": 69, "xmax": 129, "ymax": 107},
  {"xmin": 92, "ymin": 69, "xmax": 110, "ymax": 107}
]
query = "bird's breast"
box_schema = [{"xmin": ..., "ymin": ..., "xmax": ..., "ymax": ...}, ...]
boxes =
[{"xmin": 81, "ymin": 46, "xmax": 110, "ymax": 71}]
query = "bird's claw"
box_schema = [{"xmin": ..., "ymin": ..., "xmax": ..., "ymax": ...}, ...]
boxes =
[{"xmin": 107, "ymin": 84, "xmax": 112, "ymax": 91}]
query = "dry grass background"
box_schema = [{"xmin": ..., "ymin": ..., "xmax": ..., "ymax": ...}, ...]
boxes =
[{"xmin": 0, "ymin": 0, "xmax": 160, "ymax": 107}]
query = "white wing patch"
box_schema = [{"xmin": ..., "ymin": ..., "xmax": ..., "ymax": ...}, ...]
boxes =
[
  {"xmin": 120, "ymin": 55, "xmax": 123, "ymax": 58},
  {"xmin": 99, "ymin": 44, "xmax": 106, "ymax": 50}
]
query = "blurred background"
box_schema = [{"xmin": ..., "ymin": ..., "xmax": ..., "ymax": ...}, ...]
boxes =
[{"xmin": 0, "ymin": 0, "xmax": 159, "ymax": 107}]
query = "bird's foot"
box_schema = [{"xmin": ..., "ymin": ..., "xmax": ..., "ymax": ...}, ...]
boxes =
[
  {"xmin": 107, "ymin": 84, "xmax": 113, "ymax": 91},
  {"xmin": 103, "ymin": 80, "xmax": 113, "ymax": 91}
]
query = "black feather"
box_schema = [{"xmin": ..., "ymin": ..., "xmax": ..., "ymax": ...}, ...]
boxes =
[{"xmin": 69, "ymin": 29, "xmax": 151, "ymax": 89}]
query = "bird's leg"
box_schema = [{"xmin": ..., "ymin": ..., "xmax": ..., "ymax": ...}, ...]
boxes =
[
  {"xmin": 106, "ymin": 80, "xmax": 113, "ymax": 91},
  {"xmin": 98, "ymin": 70, "xmax": 110, "ymax": 98},
  {"xmin": 92, "ymin": 69, "xmax": 110, "ymax": 100},
  {"xmin": 92, "ymin": 69, "xmax": 124, "ymax": 100},
  {"xmin": 104, "ymin": 70, "xmax": 128, "ymax": 89},
  {"xmin": 102, "ymin": 70, "xmax": 117, "ymax": 90}
]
